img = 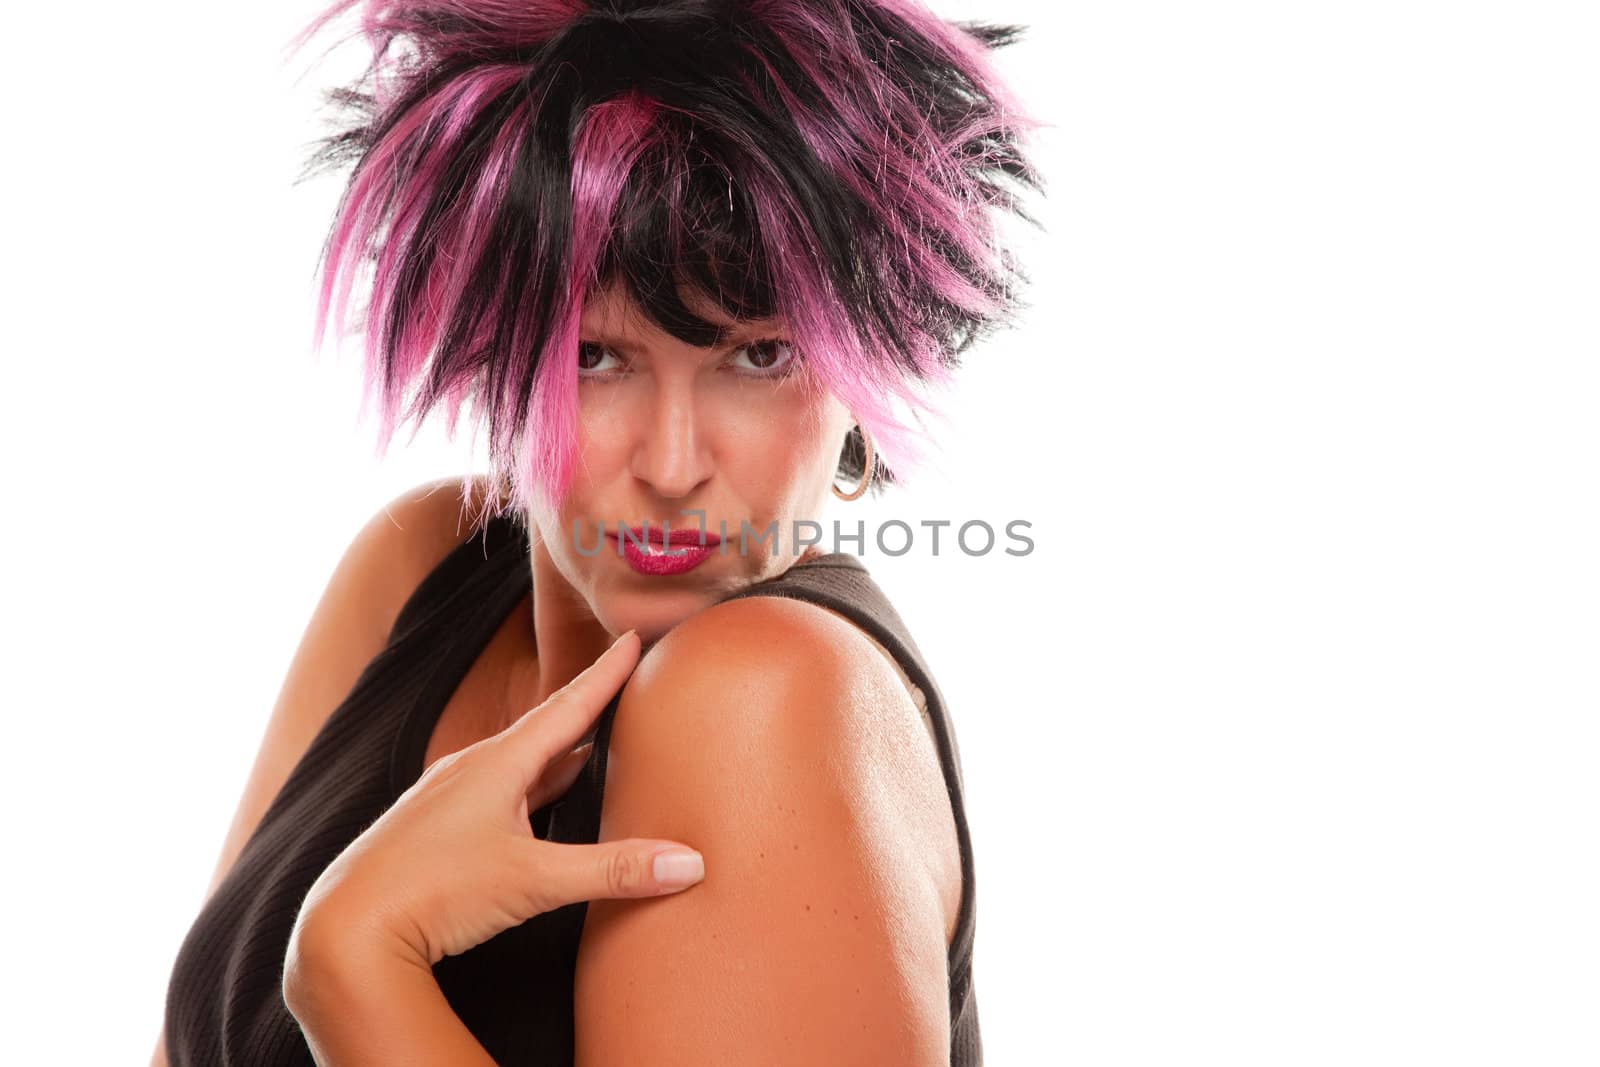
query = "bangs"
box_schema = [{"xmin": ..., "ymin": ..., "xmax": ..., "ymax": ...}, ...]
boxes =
[
  {"xmin": 289, "ymin": 0, "xmax": 1045, "ymax": 516},
  {"xmin": 597, "ymin": 112, "xmax": 776, "ymax": 346}
]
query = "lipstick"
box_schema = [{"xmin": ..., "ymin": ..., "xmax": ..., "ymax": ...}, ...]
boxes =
[{"xmin": 608, "ymin": 523, "xmax": 721, "ymax": 577}]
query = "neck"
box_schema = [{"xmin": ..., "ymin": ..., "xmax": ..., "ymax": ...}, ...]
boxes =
[{"xmin": 520, "ymin": 526, "xmax": 618, "ymax": 709}]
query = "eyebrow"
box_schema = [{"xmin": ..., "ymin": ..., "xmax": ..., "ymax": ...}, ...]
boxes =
[{"xmin": 581, "ymin": 322, "xmax": 783, "ymax": 352}]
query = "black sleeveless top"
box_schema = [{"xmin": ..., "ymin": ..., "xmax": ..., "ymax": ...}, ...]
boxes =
[{"xmin": 163, "ymin": 512, "xmax": 982, "ymax": 1064}]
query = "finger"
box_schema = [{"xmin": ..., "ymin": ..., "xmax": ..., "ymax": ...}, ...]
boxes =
[
  {"xmin": 526, "ymin": 741, "xmax": 594, "ymax": 813},
  {"xmin": 524, "ymin": 838, "xmax": 705, "ymax": 911},
  {"xmin": 497, "ymin": 629, "xmax": 641, "ymax": 778}
]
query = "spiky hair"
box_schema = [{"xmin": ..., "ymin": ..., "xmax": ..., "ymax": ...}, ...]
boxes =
[{"xmin": 288, "ymin": 0, "xmax": 1044, "ymax": 518}]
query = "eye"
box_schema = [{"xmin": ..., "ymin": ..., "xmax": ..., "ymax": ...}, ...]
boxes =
[
  {"xmin": 728, "ymin": 338, "xmax": 798, "ymax": 377},
  {"xmin": 576, "ymin": 341, "xmax": 624, "ymax": 376}
]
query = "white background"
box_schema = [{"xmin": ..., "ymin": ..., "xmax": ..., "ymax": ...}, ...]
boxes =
[{"xmin": 5, "ymin": 1, "xmax": 1597, "ymax": 1064}]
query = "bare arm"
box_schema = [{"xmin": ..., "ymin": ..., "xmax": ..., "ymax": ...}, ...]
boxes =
[{"xmin": 573, "ymin": 596, "xmax": 958, "ymax": 1065}]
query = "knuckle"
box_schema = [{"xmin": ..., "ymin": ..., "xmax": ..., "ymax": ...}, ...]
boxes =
[
  {"xmin": 605, "ymin": 849, "xmax": 642, "ymax": 896},
  {"xmin": 417, "ymin": 743, "xmax": 479, "ymax": 783},
  {"xmin": 518, "ymin": 844, "xmax": 557, "ymax": 915},
  {"xmin": 417, "ymin": 751, "xmax": 456, "ymax": 782}
]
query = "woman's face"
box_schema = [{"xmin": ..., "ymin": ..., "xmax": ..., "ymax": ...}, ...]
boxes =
[{"xmin": 527, "ymin": 283, "xmax": 856, "ymax": 643}]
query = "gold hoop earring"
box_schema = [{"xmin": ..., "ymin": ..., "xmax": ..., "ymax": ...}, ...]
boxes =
[{"xmin": 832, "ymin": 428, "xmax": 874, "ymax": 502}]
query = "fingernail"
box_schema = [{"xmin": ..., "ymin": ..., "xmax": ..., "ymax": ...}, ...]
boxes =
[{"xmin": 652, "ymin": 848, "xmax": 704, "ymax": 889}]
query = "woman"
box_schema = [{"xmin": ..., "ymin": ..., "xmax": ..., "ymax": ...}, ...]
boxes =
[{"xmin": 157, "ymin": 0, "xmax": 1042, "ymax": 1062}]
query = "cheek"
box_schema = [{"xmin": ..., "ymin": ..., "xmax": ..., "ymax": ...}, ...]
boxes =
[
  {"xmin": 713, "ymin": 387, "xmax": 839, "ymax": 492},
  {"xmin": 574, "ymin": 391, "xmax": 634, "ymax": 473}
]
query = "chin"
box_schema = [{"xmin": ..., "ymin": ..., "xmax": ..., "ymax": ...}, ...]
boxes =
[{"xmin": 592, "ymin": 583, "xmax": 720, "ymax": 646}]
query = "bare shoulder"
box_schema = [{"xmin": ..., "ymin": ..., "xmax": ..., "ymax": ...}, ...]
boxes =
[
  {"xmin": 359, "ymin": 472, "xmax": 509, "ymax": 627},
  {"xmin": 625, "ymin": 594, "xmax": 922, "ymax": 737},
  {"xmin": 608, "ymin": 594, "xmax": 961, "ymax": 930},
  {"xmin": 616, "ymin": 596, "xmax": 957, "ymax": 882}
]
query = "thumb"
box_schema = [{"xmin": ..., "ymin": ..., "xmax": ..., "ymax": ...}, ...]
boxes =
[{"xmin": 528, "ymin": 838, "xmax": 706, "ymax": 911}]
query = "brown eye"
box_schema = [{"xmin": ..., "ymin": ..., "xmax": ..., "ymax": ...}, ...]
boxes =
[
  {"xmin": 730, "ymin": 338, "xmax": 796, "ymax": 375},
  {"xmin": 577, "ymin": 341, "xmax": 620, "ymax": 374}
]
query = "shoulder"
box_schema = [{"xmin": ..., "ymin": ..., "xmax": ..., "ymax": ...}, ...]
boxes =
[
  {"xmin": 615, "ymin": 594, "xmax": 930, "ymax": 765},
  {"xmin": 352, "ymin": 473, "xmax": 508, "ymax": 634},
  {"xmin": 610, "ymin": 591, "xmax": 956, "ymax": 867},
  {"xmin": 363, "ymin": 472, "xmax": 507, "ymax": 574},
  {"xmin": 571, "ymin": 593, "xmax": 957, "ymax": 1061}
]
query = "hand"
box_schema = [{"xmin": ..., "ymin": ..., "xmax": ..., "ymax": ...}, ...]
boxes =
[{"xmin": 289, "ymin": 629, "xmax": 705, "ymax": 970}]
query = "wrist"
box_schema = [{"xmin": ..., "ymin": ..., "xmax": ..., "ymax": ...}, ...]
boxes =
[
  {"xmin": 284, "ymin": 916, "xmax": 495, "ymax": 1067},
  {"xmin": 283, "ymin": 902, "xmax": 407, "ymax": 1020}
]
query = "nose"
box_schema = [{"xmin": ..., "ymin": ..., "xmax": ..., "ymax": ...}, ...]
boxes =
[{"xmin": 629, "ymin": 379, "xmax": 713, "ymax": 499}]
